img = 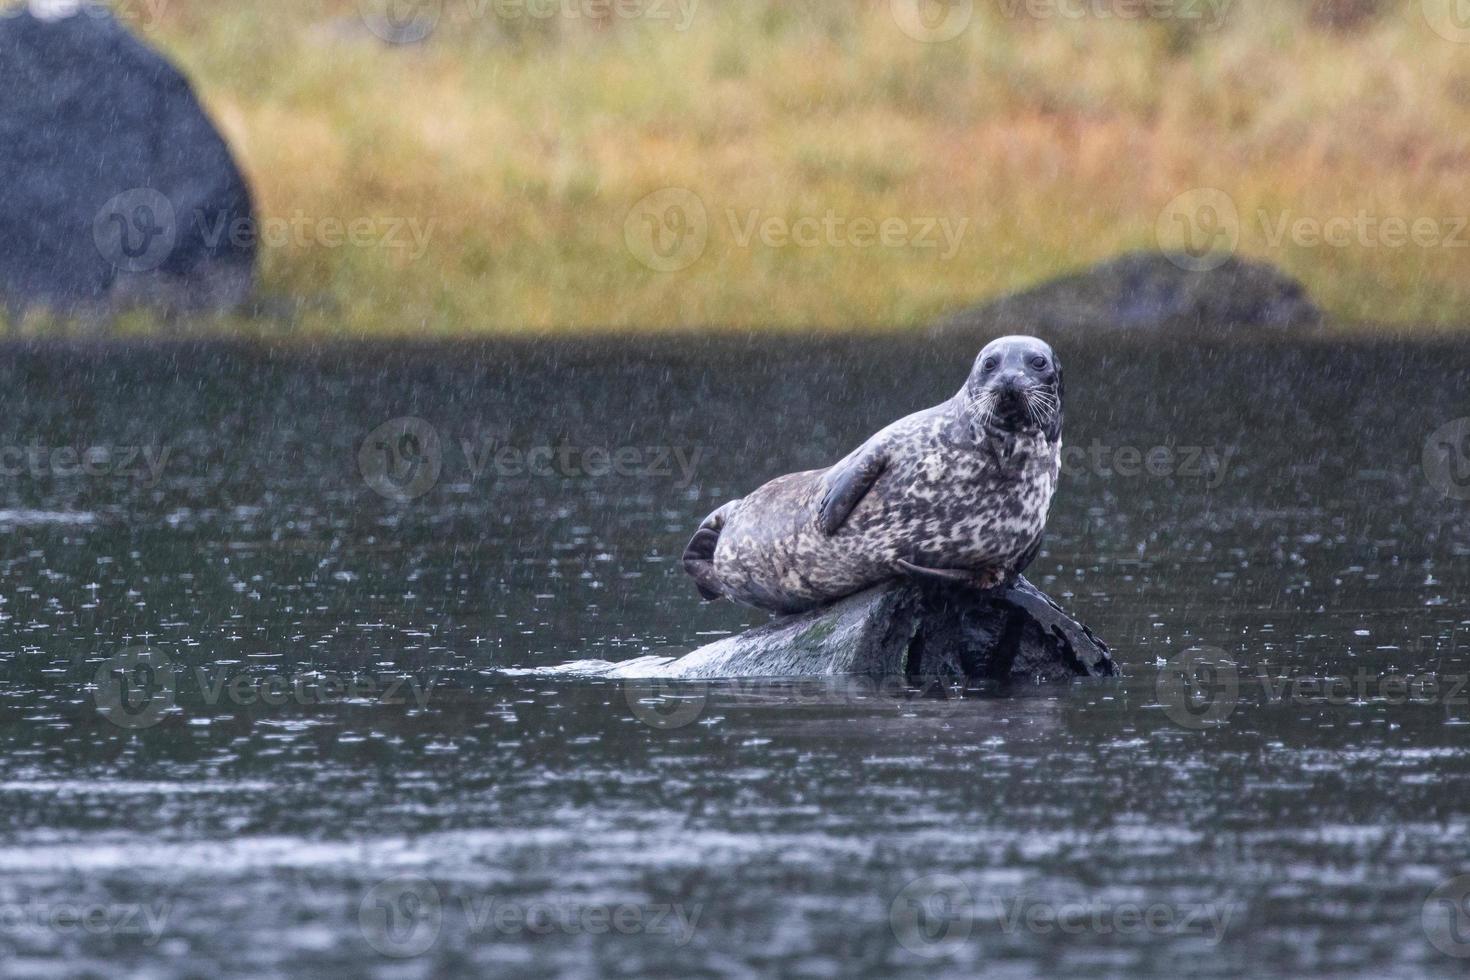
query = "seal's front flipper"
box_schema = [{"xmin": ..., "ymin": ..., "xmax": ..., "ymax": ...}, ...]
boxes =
[
  {"xmin": 896, "ymin": 559, "xmax": 1006, "ymax": 591},
  {"xmin": 683, "ymin": 504, "xmax": 733, "ymax": 602},
  {"xmin": 817, "ymin": 449, "xmax": 887, "ymax": 535}
]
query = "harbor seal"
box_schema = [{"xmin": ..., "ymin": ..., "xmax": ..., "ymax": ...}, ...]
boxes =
[{"xmin": 683, "ymin": 335, "xmax": 1065, "ymax": 615}]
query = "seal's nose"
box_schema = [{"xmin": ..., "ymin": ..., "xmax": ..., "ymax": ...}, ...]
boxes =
[{"xmin": 995, "ymin": 370, "xmax": 1027, "ymax": 399}]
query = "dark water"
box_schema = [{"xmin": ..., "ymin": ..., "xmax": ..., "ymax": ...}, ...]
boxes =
[{"xmin": 0, "ymin": 334, "xmax": 1468, "ymax": 978}]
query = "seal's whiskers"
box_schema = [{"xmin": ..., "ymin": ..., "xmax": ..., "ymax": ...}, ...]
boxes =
[
  {"xmin": 968, "ymin": 389, "xmax": 998, "ymax": 432},
  {"xmin": 1023, "ymin": 387, "xmax": 1059, "ymax": 430}
]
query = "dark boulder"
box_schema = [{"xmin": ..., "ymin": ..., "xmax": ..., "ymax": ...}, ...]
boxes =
[
  {"xmin": 936, "ymin": 251, "xmax": 1321, "ymax": 336},
  {"xmin": 608, "ymin": 576, "xmax": 1114, "ymax": 682},
  {"xmin": 0, "ymin": 7, "xmax": 255, "ymax": 320}
]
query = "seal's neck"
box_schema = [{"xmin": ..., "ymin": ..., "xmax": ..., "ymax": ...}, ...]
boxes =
[{"xmin": 978, "ymin": 423, "xmax": 1052, "ymax": 466}]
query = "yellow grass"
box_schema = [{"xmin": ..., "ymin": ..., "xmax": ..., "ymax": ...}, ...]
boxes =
[{"xmin": 6, "ymin": 0, "xmax": 1470, "ymax": 334}]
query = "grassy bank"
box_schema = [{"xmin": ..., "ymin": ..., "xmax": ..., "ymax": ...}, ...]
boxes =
[{"xmin": 7, "ymin": 0, "xmax": 1470, "ymax": 335}]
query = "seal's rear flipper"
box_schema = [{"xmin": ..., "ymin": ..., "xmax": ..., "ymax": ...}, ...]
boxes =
[
  {"xmin": 683, "ymin": 504, "xmax": 735, "ymax": 602},
  {"xmin": 683, "ymin": 527, "xmax": 723, "ymax": 601}
]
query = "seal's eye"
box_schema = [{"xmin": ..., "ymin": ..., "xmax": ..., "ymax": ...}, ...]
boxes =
[
  {"xmin": 1030, "ymin": 355, "xmax": 1049, "ymax": 370},
  {"xmin": 982, "ymin": 358, "xmax": 998, "ymax": 373}
]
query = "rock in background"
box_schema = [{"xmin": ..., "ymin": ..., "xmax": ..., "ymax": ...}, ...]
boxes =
[
  {"xmin": 0, "ymin": 5, "xmax": 256, "ymax": 320},
  {"xmin": 936, "ymin": 252, "xmax": 1322, "ymax": 337}
]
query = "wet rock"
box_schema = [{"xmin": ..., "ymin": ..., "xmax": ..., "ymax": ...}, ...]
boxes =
[
  {"xmin": 936, "ymin": 251, "xmax": 1321, "ymax": 336},
  {"xmin": 609, "ymin": 577, "xmax": 1113, "ymax": 681},
  {"xmin": 0, "ymin": 5, "xmax": 256, "ymax": 321}
]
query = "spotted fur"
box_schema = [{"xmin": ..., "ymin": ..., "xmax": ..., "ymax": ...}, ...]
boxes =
[{"xmin": 684, "ymin": 336, "xmax": 1065, "ymax": 615}]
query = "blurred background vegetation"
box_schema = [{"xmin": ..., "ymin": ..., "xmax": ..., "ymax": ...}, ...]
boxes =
[{"xmin": 9, "ymin": 0, "xmax": 1470, "ymax": 335}]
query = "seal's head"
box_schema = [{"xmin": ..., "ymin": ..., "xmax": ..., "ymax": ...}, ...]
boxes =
[{"xmin": 963, "ymin": 335, "xmax": 1063, "ymax": 441}]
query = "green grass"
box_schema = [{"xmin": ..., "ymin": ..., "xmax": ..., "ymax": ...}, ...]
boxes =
[{"xmin": 6, "ymin": 0, "xmax": 1470, "ymax": 335}]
